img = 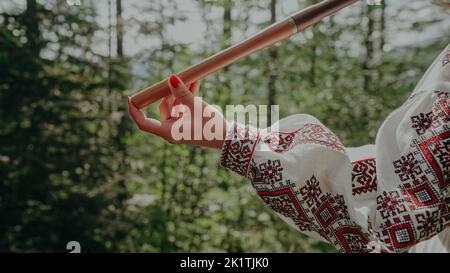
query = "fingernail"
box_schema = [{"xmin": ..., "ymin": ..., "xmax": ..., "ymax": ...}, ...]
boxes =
[
  {"xmin": 169, "ymin": 75, "xmax": 180, "ymax": 88},
  {"xmin": 189, "ymin": 83, "xmax": 195, "ymax": 92}
]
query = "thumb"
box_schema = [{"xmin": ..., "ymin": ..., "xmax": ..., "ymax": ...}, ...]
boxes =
[{"xmin": 168, "ymin": 75, "xmax": 194, "ymax": 107}]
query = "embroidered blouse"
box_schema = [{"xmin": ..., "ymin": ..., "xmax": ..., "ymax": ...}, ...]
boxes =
[{"xmin": 220, "ymin": 43, "xmax": 450, "ymax": 253}]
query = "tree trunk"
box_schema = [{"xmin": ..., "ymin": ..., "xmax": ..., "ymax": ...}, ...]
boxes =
[
  {"xmin": 362, "ymin": 4, "xmax": 374, "ymax": 93},
  {"xmin": 115, "ymin": 0, "xmax": 128, "ymax": 204},
  {"xmin": 378, "ymin": 0, "xmax": 386, "ymax": 85},
  {"xmin": 25, "ymin": 0, "xmax": 40, "ymax": 58},
  {"xmin": 267, "ymin": 0, "xmax": 278, "ymax": 125},
  {"xmin": 223, "ymin": 0, "xmax": 232, "ymax": 49},
  {"xmin": 219, "ymin": 0, "xmax": 233, "ymax": 107},
  {"xmin": 116, "ymin": 0, "xmax": 124, "ymax": 57}
]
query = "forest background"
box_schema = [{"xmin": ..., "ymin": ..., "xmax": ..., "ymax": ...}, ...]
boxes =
[{"xmin": 1, "ymin": 0, "xmax": 449, "ymax": 252}]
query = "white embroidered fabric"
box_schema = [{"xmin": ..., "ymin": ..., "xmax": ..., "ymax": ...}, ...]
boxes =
[{"xmin": 220, "ymin": 43, "xmax": 450, "ymax": 253}]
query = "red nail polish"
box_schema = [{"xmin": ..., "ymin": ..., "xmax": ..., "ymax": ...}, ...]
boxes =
[
  {"xmin": 189, "ymin": 83, "xmax": 195, "ymax": 92},
  {"xmin": 169, "ymin": 75, "xmax": 180, "ymax": 88}
]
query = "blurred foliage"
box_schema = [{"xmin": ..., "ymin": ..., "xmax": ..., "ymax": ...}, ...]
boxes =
[{"xmin": 0, "ymin": 0, "xmax": 449, "ymax": 252}]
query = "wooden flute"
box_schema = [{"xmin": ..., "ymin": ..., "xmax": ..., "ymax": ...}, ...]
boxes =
[{"xmin": 131, "ymin": 0, "xmax": 359, "ymax": 109}]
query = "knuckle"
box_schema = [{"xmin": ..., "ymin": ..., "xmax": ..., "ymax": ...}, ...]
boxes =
[{"xmin": 176, "ymin": 88, "xmax": 189, "ymax": 98}]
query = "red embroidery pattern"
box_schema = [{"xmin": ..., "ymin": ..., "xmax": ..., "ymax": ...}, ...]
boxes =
[
  {"xmin": 257, "ymin": 186, "xmax": 312, "ymax": 232},
  {"xmin": 418, "ymin": 132, "xmax": 450, "ymax": 190},
  {"xmin": 442, "ymin": 49, "xmax": 450, "ymax": 67},
  {"xmin": 221, "ymin": 123, "xmax": 259, "ymax": 176},
  {"xmin": 257, "ymin": 160, "xmax": 284, "ymax": 185},
  {"xmin": 416, "ymin": 210, "xmax": 440, "ymax": 238},
  {"xmin": 440, "ymin": 197, "xmax": 450, "ymax": 222},
  {"xmin": 434, "ymin": 92, "xmax": 450, "ymax": 123},
  {"xmin": 249, "ymin": 159, "xmax": 371, "ymax": 252},
  {"xmin": 221, "ymin": 91, "xmax": 450, "ymax": 253},
  {"xmin": 335, "ymin": 227, "xmax": 370, "ymax": 253},
  {"xmin": 411, "ymin": 112, "xmax": 440, "ymax": 136},
  {"xmin": 352, "ymin": 158, "xmax": 377, "ymax": 196},
  {"xmin": 224, "ymin": 122, "xmax": 371, "ymax": 252},
  {"xmin": 393, "ymin": 153, "xmax": 422, "ymax": 182},
  {"xmin": 262, "ymin": 131, "xmax": 296, "ymax": 153},
  {"xmin": 375, "ymin": 91, "xmax": 450, "ymax": 252},
  {"xmin": 377, "ymin": 191, "xmax": 408, "ymax": 220},
  {"xmin": 379, "ymin": 215, "xmax": 417, "ymax": 251},
  {"xmin": 400, "ymin": 175, "xmax": 439, "ymax": 210},
  {"xmin": 299, "ymin": 175, "xmax": 322, "ymax": 207},
  {"xmin": 262, "ymin": 124, "xmax": 344, "ymax": 153}
]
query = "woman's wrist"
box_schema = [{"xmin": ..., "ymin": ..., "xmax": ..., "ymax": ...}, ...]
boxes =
[{"xmin": 199, "ymin": 119, "xmax": 227, "ymax": 150}]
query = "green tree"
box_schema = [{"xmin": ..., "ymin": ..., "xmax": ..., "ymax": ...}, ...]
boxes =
[{"xmin": 0, "ymin": 0, "xmax": 129, "ymax": 252}]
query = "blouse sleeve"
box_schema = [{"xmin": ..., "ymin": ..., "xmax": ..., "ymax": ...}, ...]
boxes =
[
  {"xmin": 371, "ymin": 43, "xmax": 450, "ymax": 253},
  {"xmin": 220, "ymin": 43, "xmax": 450, "ymax": 253},
  {"xmin": 220, "ymin": 114, "xmax": 374, "ymax": 253}
]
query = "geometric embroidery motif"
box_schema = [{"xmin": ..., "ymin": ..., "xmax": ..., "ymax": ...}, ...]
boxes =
[
  {"xmin": 219, "ymin": 120, "xmax": 373, "ymax": 252},
  {"xmin": 416, "ymin": 210, "xmax": 441, "ymax": 238},
  {"xmin": 409, "ymin": 186, "xmax": 433, "ymax": 205},
  {"xmin": 434, "ymin": 91, "xmax": 450, "ymax": 123},
  {"xmin": 255, "ymin": 174, "xmax": 370, "ymax": 253},
  {"xmin": 376, "ymin": 191, "xmax": 409, "ymax": 220},
  {"xmin": 399, "ymin": 175, "xmax": 439, "ymax": 210},
  {"xmin": 299, "ymin": 175, "xmax": 322, "ymax": 207},
  {"xmin": 221, "ymin": 90, "xmax": 450, "ymax": 253},
  {"xmin": 378, "ymin": 215, "xmax": 416, "ymax": 252},
  {"xmin": 376, "ymin": 91, "xmax": 450, "ymax": 252},
  {"xmin": 351, "ymin": 158, "xmax": 377, "ymax": 196},
  {"xmin": 222, "ymin": 124, "xmax": 373, "ymax": 252},
  {"xmin": 263, "ymin": 124, "xmax": 345, "ymax": 153},
  {"xmin": 442, "ymin": 49, "xmax": 450, "ymax": 67},
  {"xmin": 314, "ymin": 196, "xmax": 339, "ymax": 231},
  {"xmin": 440, "ymin": 197, "xmax": 450, "ymax": 222},
  {"xmin": 418, "ymin": 131, "xmax": 450, "ymax": 190},
  {"xmin": 411, "ymin": 112, "xmax": 436, "ymax": 136},
  {"xmin": 335, "ymin": 226, "xmax": 370, "ymax": 253},
  {"xmin": 257, "ymin": 186, "xmax": 312, "ymax": 232},
  {"xmin": 257, "ymin": 160, "xmax": 284, "ymax": 185},
  {"xmin": 393, "ymin": 153, "xmax": 423, "ymax": 182},
  {"xmin": 262, "ymin": 131, "xmax": 296, "ymax": 153},
  {"xmin": 221, "ymin": 123, "xmax": 259, "ymax": 177}
]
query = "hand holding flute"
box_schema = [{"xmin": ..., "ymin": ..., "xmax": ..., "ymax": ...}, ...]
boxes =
[
  {"xmin": 128, "ymin": 0, "xmax": 358, "ymax": 149},
  {"xmin": 128, "ymin": 75, "xmax": 227, "ymax": 149}
]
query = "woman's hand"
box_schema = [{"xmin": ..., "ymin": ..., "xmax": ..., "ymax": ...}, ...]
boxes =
[{"xmin": 128, "ymin": 75, "xmax": 227, "ymax": 149}]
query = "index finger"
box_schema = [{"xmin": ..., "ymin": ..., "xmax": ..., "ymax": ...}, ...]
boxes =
[{"xmin": 128, "ymin": 97, "xmax": 165, "ymax": 137}]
